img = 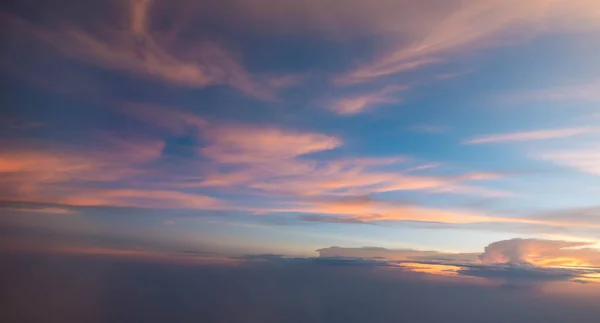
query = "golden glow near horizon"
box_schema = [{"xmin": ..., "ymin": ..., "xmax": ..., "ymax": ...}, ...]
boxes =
[{"xmin": 400, "ymin": 262, "xmax": 462, "ymax": 276}]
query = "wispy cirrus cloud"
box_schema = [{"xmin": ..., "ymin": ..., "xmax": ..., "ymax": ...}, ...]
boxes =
[
  {"xmin": 282, "ymin": 196, "xmax": 600, "ymax": 229},
  {"xmin": 507, "ymin": 81, "xmax": 600, "ymax": 103},
  {"xmin": 335, "ymin": 0, "xmax": 600, "ymax": 85},
  {"xmin": 6, "ymin": 102, "xmax": 593, "ymax": 230},
  {"xmin": 324, "ymin": 85, "xmax": 407, "ymax": 115},
  {"xmin": 464, "ymin": 126, "xmax": 597, "ymax": 144},
  {"xmin": 479, "ymin": 238, "xmax": 600, "ymax": 267},
  {"xmin": 2, "ymin": 0, "xmax": 274, "ymax": 99},
  {"xmin": 124, "ymin": 104, "xmax": 505, "ymax": 201},
  {"xmin": 538, "ymin": 148, "xmax": 600, "ymax": 175}
]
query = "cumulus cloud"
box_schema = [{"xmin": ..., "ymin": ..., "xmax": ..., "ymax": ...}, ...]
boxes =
[
  {"xmin": 479, "ymin": 238, "xmax": 600, "ymax": 267},
  {"xmin": 317, "ymin": 238, "xmax": 600, "ymax": 284},
  {"xmin": 319, "ymin": 238, "xmax": 600, "ymax": 269},
  {"xmin": 122, "ymin": 104, "xmax": 508, "ymax": 202},
  {"xmin": 0, "ymin": 134, "xmax": 224, "ymax": 210}
]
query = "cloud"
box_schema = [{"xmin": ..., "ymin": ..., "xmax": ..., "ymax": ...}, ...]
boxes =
[
  {"xmin": 464, "ymin": 127, "xmax": 597, "ymax": 144},
  {"xmin": 281, "ymin": 195, "xmax": 600, "ymax": 229},
  {"xmin": 2, "ymin": 102, "xmax": 596, "ymax": 229},
  {"xmin": 9, "ymin": 248, "xmax": 600, "ymax": 323},
  {"xmin": 2, "ymin": 0, "xmax": 272, "ymax": 99},
  {"xmin": 508, "ymin": 81, "xmax": 600, "ymax": 102},
  {"xmin": 0, "ymin": 135, "xmax": 223, "ymax": 210},
  {"xmin": 325, "ymin": 85, "xmax": 407, "ymax": 115},
  {"xmin": 201, "ymin": 125, "xmax": 342, "ymax": 164},
  {"xmin": 456, "ymin": 264, "xmax": 581, "ymax": 285},
  {"xmin": 316, "ymin": 238, "xmax": 600, "ymax": 285},
  {"xmin": 317, "ymin": 246, "xmax": 479, "ymax": 262},
  {"xmin": 0, "ymin": 202, "xmax": 76, "ymax": 215},
  {"xmin": 124, "ymin": 104, "xmax": 508, "ymax": 203},
  {"xmin": 0, "ymin": 137, "xmax": 164, "ymax": 194},
  {"xmin": 538, "ymin": 148, "xmax": 600, "ymax": 175},
  {"xmin": 335, "ymin": 0, "xmax": 600, "ymax": 85},
  {"xmin": 286, "ymin": 199, "xmax": 519, "ymax": 225},
  {"xmin": 479, "ymin": 238, "xmax": 600, "ymax": 267},
  {"xmin": 59, "ymin": 189, "xmax": 222, "ymax": 210},
  {"xmin": 530, "ymin": 206, "xmax": 600, "ymax": 230},
  {"xmin": 337, "ymin": 0, "xmax": 598, "ymax": 84}
]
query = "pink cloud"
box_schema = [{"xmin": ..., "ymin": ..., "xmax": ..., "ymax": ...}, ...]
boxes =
[
  {"xmin": 0, "ymin": 136, "xmax": 226, "ymax": 210},
  {"xmin": 59, "ymin": 189, "xmax": 222, "ymax": 210},
  {"xmin": 464, "ymin": 127, "xmax": 597, "ymax": 144},
  {"xmin": 201, "ymin": 125, "xmax": 342, "ymax": 164},
  {"xmin": 507, "ymin": 81, "xmax": 600, "ymax": 102},
  {"xmin": 3, "ymin": 0, "xmax": 273, "ymax": 99},
  {"xmin": 335, "ymin": 0, "xmax": 600, "ymax": 85},
  {"xmin": 538, "ymin": 148, "xmax": 600, "ymax": 175},
  {"xmin": 3, "ymin": 206, "xmax": 76, "ymax": 215},
  {"xmin": 326, "ymin": 85, "xmax": 407, "ymax": 115}
]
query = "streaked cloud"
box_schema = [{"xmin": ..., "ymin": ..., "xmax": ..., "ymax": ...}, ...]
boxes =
[
  {"xmin": 201, "ymin": 125, "xmax": 341, "ymax": 164},
  {"xmin": 283, "ymin": 197, "xmax": 600, "ymax": 228},
  {"xmin": 335, "ymin": 0, "xmax": 600, "ymax": 85},
  {"xmin": 59, "ymin": 189, "xmax": 222, "ymax": 210},
  {"xmin": 317, "ymin": 246, "xmax": 479, "ymax": 262},
  {"xmin": 0, "ymin": 205, "xmax": 76, "ymax": 215},
  {"xmin": 2, "ymin": 0, "xmax": 272, "ymax": 99},
  {"xmin": 326, "ymin": 85, "xmax": 406, "ymax": 115},
  {"xmin": 538, "ymin": 147, "xmax": 600, "ymax": 175},
  {"xmin": 508, "ymin": 81, "xmax": 600, "ymax": 102},
  {"xmin": 464, "ymin": 126, "xmax": 596, "ymax": 144}
]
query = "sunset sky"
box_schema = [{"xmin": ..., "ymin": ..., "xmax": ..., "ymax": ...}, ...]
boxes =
[{"xmin": 2, "ymin": 0, "xmax": 600, "ymax": 291}]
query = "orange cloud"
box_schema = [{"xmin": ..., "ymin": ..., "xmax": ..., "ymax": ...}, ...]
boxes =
[
  {"xmin": 479, "ymin": 238, "xmax": 600, "ymax": 267},
  {"xmin": 59, "ymin": 189, "xmax": 222, "ymax": 210},
  {"xmin": 400, "ymin": 262, "xmax": 463, "ymax": 276},
  {"xmin": 0, "ymin": 136, "xmax": 223, "ymax": 210},
  {"xmin": 0, "ymin": 137, "xmax": 164, "ymax": 196},
  {"xmin": 464, "ymin": 127, "xmax": 597, "ymax": 144},
  {"xmin": 201, "ymin": 125, "xmax": 342, "ymax": 164},
  {"xmin": 272, "ymin": 196, "xmax": 600, "ymax": 229},
  {"xmin": 507, "ymin": 81, "xmax": 600, "ymax": 102},
  {"xmin": 317, "ymin": 239, "xmax": 600, "ymax": 283}
]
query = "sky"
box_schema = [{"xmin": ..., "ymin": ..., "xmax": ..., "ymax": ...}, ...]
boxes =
[{"xmin": 2, "ymin": 0, "xmax": 600, "ymax": 311}]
